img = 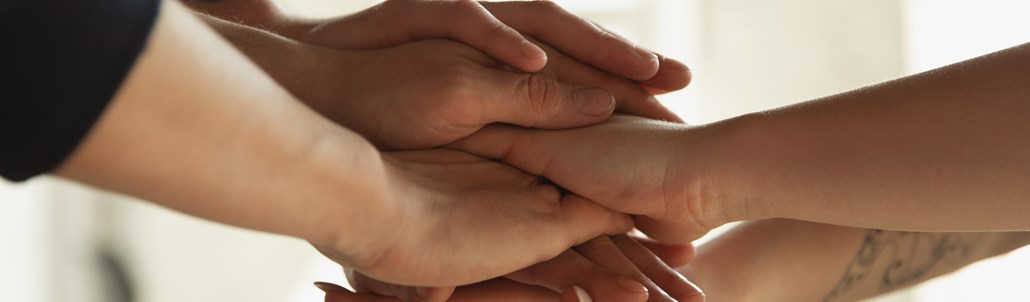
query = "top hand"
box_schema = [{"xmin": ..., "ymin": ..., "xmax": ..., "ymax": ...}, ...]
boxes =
[
  {"xmin": 186, "ymin": 0, "xmax": 691, "ymax": 92},
  {"xmin": 303, "ymin": 38, "xmax": 687, "ymax": 149},
  {"xmin": 450, "ymin": 115, "xmax": 735, "ymax": 243}
]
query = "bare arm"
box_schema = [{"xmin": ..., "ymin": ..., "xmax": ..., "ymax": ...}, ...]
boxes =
[
  {"xmin": 454, "ymin": 43, "xmax": 1030, "ymax": 242},
  {"xmin": 55, "ymin": 0, "xmax": 629, "ymax": 287},
  {"xmin": 713, "ymin": 42, "xmax": 1030, "ymax": 231},
  {"xmin": 56, "ymin": 0, "xmax": 385, "ymax": 249},
  {"xmin": 681, "ymin": 220, "xmax": 1030, "ymax": 302}
]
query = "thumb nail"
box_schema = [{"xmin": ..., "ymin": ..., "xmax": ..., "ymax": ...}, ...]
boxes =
[
  {"xmin": 574, "ymin": 88, "xmax": 614, "ymax": 117},
  {"xmin": 520, "ymin": 40, "xmax": 547, "ymax": 59},
  {"xmin": 572, "ymin": 285, "xmax": 593, "ymax": 302}
]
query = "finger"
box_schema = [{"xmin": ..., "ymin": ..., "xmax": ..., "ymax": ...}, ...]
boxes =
[
  {"xmin": 317, "ymin": 281, "xmax": 401, "ymax": 302},
  {"xmin": 384, "ymin": 0, "xmax": 546, "ymax": 72},
  {"xmin": 573, "ymin": 237, "xmax": 676, "ymax": 302},
  {"xmin": 630, "ymin": 234, "xmax": 696, "ymax": 268},
  {"xmin": 446, "ymin": 124, "xmax": 557, "ymax": 186},
  {"xmin": 583, "ymin": 20, "xmax": 692, "ymax": 93},
  {"xmin": 324, "ymin": 279, "xmax": 566, "ymax": 302},
  {"xmin": 611, "ymin": 235, "xmax": 705, "ymax": 302},
  {"xmin": 483, "ymin": 1, "xmax": 659, "ymax": 81},
  {"xmin": 348, "ymin": 269, "xmax": 455, "ymax": 302},
  {"xmin": 555, "ymin": 195, "xmax": 636, "ymax": 247},
  {"xmin": 534, "ymin": 41, "xmax": 682, "ymax": 122},
  {"xmin": 483, "ymin": 70, "xmax": 615, "ymax": 129},
  {"xmin": 638, "ymin": 54, "xmax": 692, "ymax": 94},
  {"xmin": 562, "ymin": 286, "xmax": 594, "ymax": 302},
  {"xmin": 450, "ymin": 278, "xmax": 562, "ymax": 302},
  {"xmin": 636, "ymin": 215, "xmax": 710, "ymax": 243},
  {"xmin": 506, "ymin": 249, "xmax": 649, "ymax": 302}
]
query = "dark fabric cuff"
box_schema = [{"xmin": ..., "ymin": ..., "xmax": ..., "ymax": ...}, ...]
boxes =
[{"xmin": 0, "ymin": 0, "xmax": 161, "ymax": 181}]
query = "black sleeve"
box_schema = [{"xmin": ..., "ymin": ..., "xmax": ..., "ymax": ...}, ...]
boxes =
[{"xmin": 0, "ymin": 0, "xmax": 160, "ymax": 182}]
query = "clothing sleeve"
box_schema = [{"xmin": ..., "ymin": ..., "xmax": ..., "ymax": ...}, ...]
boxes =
[{"xmin": 0, "ymin": 0, "xmax": 160, "ymax": 181}]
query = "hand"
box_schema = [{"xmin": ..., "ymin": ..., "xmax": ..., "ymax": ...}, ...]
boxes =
[
  {"xmin": 450, "ymin": 115, "xmax": 732, "ymax": 243},
  {"xmin": 322, "ymin": 235, "xmax": 704, "ymax": 302},
  {"xmin": 294, "ymin": 0, "xmax": 691, "ymax": 92},
  {"xmin": 298, "ymin": 39, "xmax": 680, "ymax": 149},
  {"xmin": 318, "ymin": 149, "xmax": 633, "ymax": 287},
  {"xmin": 187, "ymin": 0, "xmax": 690, "ymax": 91}
]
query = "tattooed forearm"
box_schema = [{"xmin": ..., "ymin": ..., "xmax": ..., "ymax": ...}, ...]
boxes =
[{"xmin": 822, "ymin": 230, "xmax": 984, "ymax": 302}]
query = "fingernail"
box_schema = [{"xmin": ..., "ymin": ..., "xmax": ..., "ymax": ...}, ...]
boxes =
[
  {"xmin": 572, "ymin": 285, "xmax": 593, "ymax": 302},
  {"xmin": 634, "ymin": 47, "xmax": 660, "ymax": 74},
  {"xmin": 520, "ymin": 40, "xmax": 547, "ymax": 59},
  {"xmin": 616, "ymin": 276, "xmax": 649, "ymax": 293},
  {"xmin": 313, "ymin": 281, "xmax": 334, "ymax": 293},
  {"xmin": 574, "ymin": 88, "xmax": 615, "ymax": 117}
]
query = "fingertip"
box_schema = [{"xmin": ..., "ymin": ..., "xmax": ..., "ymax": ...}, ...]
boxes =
[
  {"xmin": 559, "ymin": 287, "xmax": 581, "ymax": 302},
  {"xmin": 573, "ymin": 87, "xmax": 616, "ymax": 118},
  {"xmin": 639, "ymin": 55, "xmax": 691, "ymax": 92},
  {"xmin": 316, "ymin": 282, "xmax": 366, "ymax": 302},
  {"xmin": 636, "ymin": 49, "xmax": 661, "ymax": 80},
  {"xmin": 572, "ymin": 285, "xmax": 594, "ymax": 302},
  {"xmin": 518, "ymin": 40, "xmax": 549, "ymax": 72}
]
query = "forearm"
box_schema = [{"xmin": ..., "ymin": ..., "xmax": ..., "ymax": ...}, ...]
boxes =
[
  {"xmin": 195, "ymin": 13, "xmax": 344, "ymax": 118},
  {"xmin": 182, "ymin": 0, "xmax": 316, "ymax": 39},
  {"xmin": 702, "ymin": 43, "xmax": 1030, "ymax": 231},
  {"xmin": 55, "ymin": 0, "xmax": 388, "ymax": 249},
  {"xmin": 681, "ymin": 219, "xmax": 1030, "ymax": 302}
]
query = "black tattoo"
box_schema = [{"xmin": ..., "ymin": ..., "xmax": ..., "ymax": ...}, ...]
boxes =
[{"xmin": 822, "ymin": 230, "xmax": 983, "ymax": 302}]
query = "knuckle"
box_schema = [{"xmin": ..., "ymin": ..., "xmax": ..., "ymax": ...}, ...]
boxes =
[{"xmin": 518, "ymin": 73, "xmax": 561, "ymax": 116}]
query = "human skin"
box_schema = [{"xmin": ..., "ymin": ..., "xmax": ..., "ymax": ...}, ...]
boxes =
[
  {"xmin": 186, "ymin": 1, "xmax": 703, "ymax": 296},
  {"xmin": 453, "ymin": 42, "xmax": 1030, "ymax": 242},
  {"xmin": 326, "ymin": 221, "xmax": 1030, "ymax": 302},
  {"xmin": 680, "ymin": 220, "xmax": 1030, "ymax": 302},
  {"xmin": 183, "ymin": 0, "xmax": 692, "ymax": 93},
  {"xmin": 324, "ymin": 235, "xmax": 704, "ymax": 302},
  {"xmin": 197, "ymin": 12, "xmax": 681, "ymax": 150},
  {"xmin": 54, "ymin": 0, "xmax": 633, "ymax": 288}
]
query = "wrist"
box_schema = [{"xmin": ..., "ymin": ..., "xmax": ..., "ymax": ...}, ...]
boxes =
[
  {"xmin": 683, "ymin": 114, "xmax": 782, "ymax": 224},
  {"xmin": 668, "ymin": 121, "xmax": 756, "ymax": 231},
  {"xmin": 311, "ymin": 136, "xmax": 407, "ymax": 267}
]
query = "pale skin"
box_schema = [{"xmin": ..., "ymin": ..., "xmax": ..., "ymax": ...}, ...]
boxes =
[
  {"xmin": 453, "ymin": 42, "xmax": 1030, "ymax": 242},
  {"xmin": 54, "ymin": 0, "xmax": 635, "ymax": 288}
]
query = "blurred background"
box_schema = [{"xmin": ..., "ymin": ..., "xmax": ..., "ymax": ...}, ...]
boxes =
[{"xmin": 2, "ymin": 0, "xmax": 1029, "ymax": 301}]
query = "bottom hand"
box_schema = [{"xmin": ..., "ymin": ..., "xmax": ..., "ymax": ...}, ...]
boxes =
[
  {"xmin": 322, "ymin": 235, "xmax": 704, "ymax": 302},
  {"xmin": 319, "ymin": 149, "xmax": 633, "ymax": 287}
]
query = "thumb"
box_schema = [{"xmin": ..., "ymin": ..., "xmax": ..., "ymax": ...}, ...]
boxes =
[{"xmin": 485, "ymin": 71, "xmax": 615, "ymax": 129}]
